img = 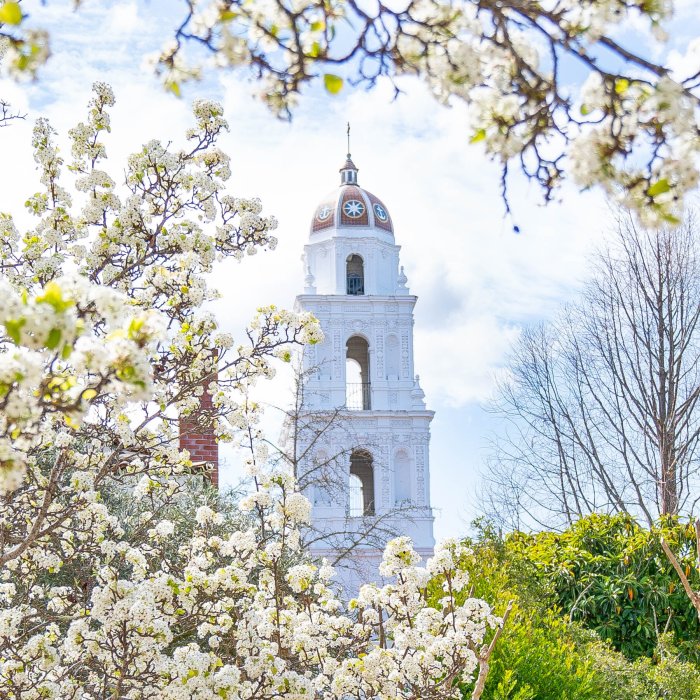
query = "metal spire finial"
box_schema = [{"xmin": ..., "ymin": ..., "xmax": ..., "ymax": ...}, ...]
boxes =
[{"xmin": 339, "ymin": 124, "xmax": 358, "ymax": 184}]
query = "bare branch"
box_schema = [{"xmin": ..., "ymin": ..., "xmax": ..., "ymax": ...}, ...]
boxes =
[
  {"xmin": 660, "ymin": 526, "xmax": 700, "ymax": 620},
  {"xmin": 471, "ymin": 600, "xmax": 513, "ymax": 700}
]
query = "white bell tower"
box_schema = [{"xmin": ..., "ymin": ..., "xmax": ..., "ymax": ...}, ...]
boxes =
[{"xmin": 294, "ymin": 152, "xmax": 435, "ymax": 586}]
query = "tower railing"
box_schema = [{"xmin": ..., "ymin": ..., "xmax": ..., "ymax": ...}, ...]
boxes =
[{"xmin": 346, "ymin": 382, "xmax": 371, "ymax": 410}]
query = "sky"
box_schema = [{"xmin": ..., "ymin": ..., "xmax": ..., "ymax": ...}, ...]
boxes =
[{"xmin": 1, "ymin": 0, "xmax": 699, "ymax": 541}]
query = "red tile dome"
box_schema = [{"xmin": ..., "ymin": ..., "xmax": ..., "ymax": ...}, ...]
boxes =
[{"xmin": 310, "ymin": 156, "xmax": 393, "ymax": 235}]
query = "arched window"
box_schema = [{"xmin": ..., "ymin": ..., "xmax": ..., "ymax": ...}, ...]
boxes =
[
  {"xmin": 349, "ymin": 450, "xmax": 375, "ymax": 516},
  {"xmin": 346, "ymin": 254, "xmax": 364, "ymax": 295},
  {"xmin": 346, "ymin": 336, "xmax": 370, "ymax": 410}
]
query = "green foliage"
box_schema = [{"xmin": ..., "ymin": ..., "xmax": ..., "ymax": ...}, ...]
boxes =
[
  {"xmin": 577, "ymin": 630, "xmax": 700, "ymax": 700},
  {"xmin": 484, "ymin": 606, "xmax": 600, "ymax": 699},
  {"xmin": 508, "ymin": 513, "xmax": 700, "ymax": 661},
  {"xmin": 429, "ymin": 521, "xmax": 599, "ymax": 700},
  {"xmin": 428, "ymin": 517, "xmax": 700, "ymax": 700}
]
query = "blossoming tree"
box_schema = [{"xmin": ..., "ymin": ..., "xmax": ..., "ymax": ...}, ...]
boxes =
[
  {"xmin": 2, "ymin": 0, "xmax": 700, "ymax": 224},
  {"xmin": 0, "ymin": 83, "xmax": 503, "ymax": 698}
]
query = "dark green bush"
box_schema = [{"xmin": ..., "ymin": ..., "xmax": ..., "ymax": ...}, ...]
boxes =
[
  {"xmin": 508, "ymin": 513, "xmax": 700, "ymax": 661},
  {"xmin": 429, "ymin": 517, "xmax": 700, "ymax": 700}
]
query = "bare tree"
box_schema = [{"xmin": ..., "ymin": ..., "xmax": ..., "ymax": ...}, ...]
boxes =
[{"xmin": 486, "ymin": 213, "xmax": 700, "ymax": 529}]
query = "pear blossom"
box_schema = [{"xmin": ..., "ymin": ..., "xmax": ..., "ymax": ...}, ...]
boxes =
[{"xmin": 0, "ymin": 84, "xmax": 503, "ymax": 699}]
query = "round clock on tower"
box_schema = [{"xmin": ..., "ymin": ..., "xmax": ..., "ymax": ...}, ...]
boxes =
[{"xmin": 294, "ymin": 150, "xmax": 435, "ymax": 589}]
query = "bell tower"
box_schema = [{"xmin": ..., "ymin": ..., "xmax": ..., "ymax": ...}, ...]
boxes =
[{"xmin": 294, "ymin": 152, "xmax": 435, "ymax": 586}]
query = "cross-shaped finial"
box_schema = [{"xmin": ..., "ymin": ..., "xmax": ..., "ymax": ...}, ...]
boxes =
[{"xmin": 346, "ymin": 122, "xmax": 351, "ymax": 156}]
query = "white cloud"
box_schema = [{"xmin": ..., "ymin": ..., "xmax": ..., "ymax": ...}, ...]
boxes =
[{"xmin": 104, "ymin": 2, "xmax": 140, "ymax": 34}]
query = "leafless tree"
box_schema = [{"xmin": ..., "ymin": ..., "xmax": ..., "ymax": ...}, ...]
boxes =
[
  {"xmin": 485, "ymin": 212, "xmax": 700, "ymax": 529},
  {"xmin": 266, "ymin": 364, "xmax": 425, "ymax": 569}
]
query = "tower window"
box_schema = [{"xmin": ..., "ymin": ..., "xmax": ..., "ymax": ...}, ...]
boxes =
[
  {"xmin": 346, "ymin": 336, "xmax": 370, "ymax": 410},
  {"xmin": 349, "ymin": 450, "xmax": 375, "ymax": 516},
  {"xmin": 346, "ymin": 254, "xmax": 364, "ymax": 295}
]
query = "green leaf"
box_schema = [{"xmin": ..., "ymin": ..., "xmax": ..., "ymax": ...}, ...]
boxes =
[
  {"xmin": 127, "ymin": 316, "xmax": 146, "ymax": 340},
  {"xmin": 4, "ymin": 318, "xmax": 25, "ymax": 344},
  {"xmin": 647, "ymin": 178, "xmax": 671, "ymax": 197},
  {"xmin": 46, "ymin": 328, "xmax": 62, "ymax": 350},
  {"xmin": 36, "ymin": 281, "xmax": 71, "ymax": 312},
  {"xmin": 165, "ymin": 81, "xmax": 181, "ymax": 98},
  {"xmin": 0, "ymin": 2, "xmax": 23, "ymax": 25},
  {"xmin": 310, "ymin": 20, "xmax": 325, "ymax": 31},
  {"xmin": 661, "ymin": 212, "xmax": 681, "ymax": 225},
  {"xmin": 323, "ymin": 74, "xmax": 343, "ymax": 95},
  {"xmin": 116, "ymin": 365, "xmax": 136, "ymax": 382},
  {"xmin": 470, "ymin": 128, "xmax": 486, "ymax": 144},
  {"xmin": 614, "ymin": 78, "xmax": 630, "ymax": 94},
  {"xmin": 580, "ymin": 104, "xmax": 591, "ymax": 116}
]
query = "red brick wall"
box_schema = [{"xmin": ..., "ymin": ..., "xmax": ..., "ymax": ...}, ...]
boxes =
[{"xmin": 179, "ymin": 370, "xmax": 219, "ymax": 488}]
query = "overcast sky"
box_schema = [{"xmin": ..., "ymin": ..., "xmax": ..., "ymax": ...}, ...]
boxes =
[{"xmin": 2, "ymin": 0, "xmax": 699, "ymax": 540}]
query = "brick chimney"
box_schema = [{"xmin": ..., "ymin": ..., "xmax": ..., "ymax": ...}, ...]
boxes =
[{"xmin": 179, "ymin": 367, "xmax": 219, "ymax": 488}]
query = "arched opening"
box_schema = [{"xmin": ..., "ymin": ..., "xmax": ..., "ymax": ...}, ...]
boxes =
[
  {"xmin": 349, "ymin": 474, "xmax": 363, "ymax": 516},
  {"xmin": 394, "ymin": 450, "xmax": 411, "ymax": 505},
  {"xmin": 346, "ymin": 254, "xmax": 364, "ymax": 295},
  {"xmin": 346, "ymin": 336, "xmax": 370, "ymax": 410},
  {"xmin": 349, "ymin": 450, "xmax": 375, "ymax": 516}
]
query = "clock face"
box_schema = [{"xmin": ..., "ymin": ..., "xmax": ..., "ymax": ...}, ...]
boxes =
[
  {"xmin": 343, "ymin": 199, "xmax": 365, "ymax": 218},
  {"xmin": 316, "ymin": 205, "xmax": 332, "ymax": 221},
  {"xmin": 373, "ymin": 203, "xmax": 388, "ymax": 222}
]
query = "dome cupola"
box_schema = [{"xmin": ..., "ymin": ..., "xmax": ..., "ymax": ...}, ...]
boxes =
[
  {"xmin": 340, "ymin": 154, "xmax": 359, "ymax": 185},
  {"xmin": 310, "ymin": 154, "xmax": 394, "ymax": 236}
]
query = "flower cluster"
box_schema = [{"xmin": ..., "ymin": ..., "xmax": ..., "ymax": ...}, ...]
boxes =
[
  {"xmin": 4, "ymin": 1, "xmax": 700, "ymax": 218},
  {"xmin": 141, "ymin": 0, "xmax": 698, "ymax": 222},
  {"xmin": 2, "ymin": 462, "xmax": 501, "ymax": 698}
]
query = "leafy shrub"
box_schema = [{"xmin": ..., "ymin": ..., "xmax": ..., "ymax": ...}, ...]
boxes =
[
  {"xmin": 430, "ymin": 522, "xmax": 599, "ymax": 699},
  {"xmin": 577, "ymin": 630, "xmax": 700, "ymax": 700},
  {"xmin": 483, "ymin": 607, "xmax": 600, "ymax": 700},
  {"xmin": 434, "ymin": 518, "xmax": 700, "ymax": 700},
  {"xmin": 508, "ymin": 513, "xmax": 700, "ymax": 661}
]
